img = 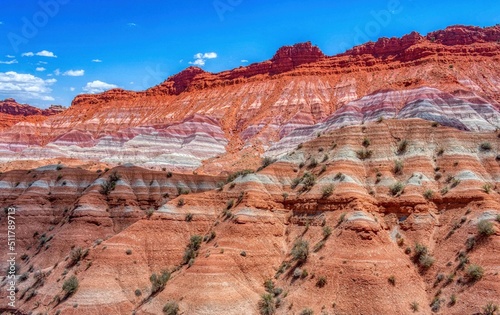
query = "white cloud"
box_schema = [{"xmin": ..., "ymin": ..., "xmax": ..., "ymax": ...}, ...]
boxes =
[
  {"xmin": 36, "ymin": 67, "xmax": 46, "ymax": 72},
  {"xmin": 127, "ymin": 23, "xmax": 137, "ymax": 27},
  {"xmin": 189, "ymin": 51, "xmax": 218, "ymax": 67},
  {"xmin": 22, "ymin": 50, "xmax": 57, "ymax": 58},
  {"xmin": 82, "ymin": 80, "xmax": 118, "ymax": 94},
  {"xmin": 54, "ymin": 69, "xmax": 61, "ymax": 76},
  {"xmin": 63, "ymin": 69, "xmax": 84, "ymax": 77},
  {"xmin": 0, "ymin": 71, "xmax": 56, "ymax": 101},
  {"xmin": 189, "ymin": 59, "xmax": 205, "ymax": 66},
  {"xmin": 36, "ymin": 50, "xmax": 57, "ymax": 58},
  {"xmin": 92, "ymin": 59, "xmax": 102, "ymax": 63},
  {"xmin": 37, "ymin": 61, "xmax": 48, "ymax": 65},
  {"xmin": 70, "ymin": 87, "xmax": 75, "ymax": 91},
  {"xmin": 0, "ymin": 59, "xmax": 18, "ymax": 65},
  {"xmin": 241, "ymin": 59, "xmax": 249, "ymax": 63},
  {"xmin": 203, "ymin": 52, "xmax": 217, "ymax": 59},
  {"xmin": 6, "ymin": 55, "xmax": 15, "ymax": 59}
]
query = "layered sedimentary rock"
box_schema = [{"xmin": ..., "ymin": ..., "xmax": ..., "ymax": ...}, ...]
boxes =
[
  {"xmin": 0, "ymin": 25, "xmax": 500, "ymax": 315},
  {"xmin": 0, "ymin": 26, "xmax": 499, "ymax": 171},
  {"xmin": 0, "ymin": 119, "xmax": 498, "ymax": 314},
  {"xmin": 0, "ymin": 98, "xmax": 65, "ymax": 130}
]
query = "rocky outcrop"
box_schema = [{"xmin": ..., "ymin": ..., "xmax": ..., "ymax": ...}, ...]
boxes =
[
  {"xmin": 0, "ymin": 98, "xmax": 65, "ymax": 116},
  {"xmin": 0, "ymin": 119, "xmax": 498, "ymax": 314}
]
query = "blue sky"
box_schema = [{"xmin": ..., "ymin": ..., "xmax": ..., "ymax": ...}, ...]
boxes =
[{"xmin": 0, "ymin": 0, "xmax": 499, "ymax": 108}]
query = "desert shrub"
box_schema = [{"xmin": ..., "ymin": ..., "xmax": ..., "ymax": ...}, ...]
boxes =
[
  {"xmin": 482, "ymin": 302, "xmax": 499, "ymax": 315},
  {"xmin": 300, "ymin": 309, "xmax": 314, "ymax": 315},
  {"xmin": 482, "ymin": 183, "xmax": 492, "ymax": 194},
  {"xmin": 362, "ymin": 138, "xmax": 371, "ymax": 147},
  {"xmin": 356, "ymin": 149, "xmax": 373, "ymax": 160},
  {"xmin": 226, "ymin": 169, "xmax": 254, "ymax": 183},
  {"xmin": 322, "ymin": 226, "xmax": 332, "ymax": 239},
  {"xmin": 393, "ymin": 160, "xmax": 403, "ymax": 175},
  {"xmin": 177, "ymin": 186, "xmax": 190, "ymax": 195},
  {"xmin": 185, "ymin": 213, "xmax": 193, "ymax": 222},
  {"xmin": 177, "ymin": 198, "xmax": 185, "ymax": 207},
  {"xmin": 62, "ymin": 275, "xmax": 78, "ymax": 298},
  {"xmin": 410, "ymin": 301, "xmax": 419, "ymax": 312},
  {"xmin": 204, "ymin": 231, "xmax": 216, "ymax": 243},
  {"xmin": 390, "ymin": 182, "xmax": 405, "ymax": 196},
  {"xmin": 449, "ymin": 294, "xmax": 457, "ymax": 306},
  {"xmin": 301, "ymin": 172, "xmax": 316, "ymax": 191},
  {"xmin": 291, "ymin": 238, "xmax": 309, "ymax": 262},
  {"xmin": 282, "ymin": 192, "xmax": 289, "ymax": 201},
  {"xmin": 226, "ymin": 199, "xmax": 235, "ymax": 210},
  {"xmin": 150, "ymin": 270, "xmax": 171, "ymax": 293},
  {"xmin": 465, "ymin": 236, "xmax": 476, "ymax": 251},
  {"xmin": 322, "ymin": 154, "xmax": 329, "ymax": 162},
  {"xmin": 135, "ymin": 289, "xmax": 141, "ymax": 296},
  {"xmin": 450, "ymin": 178, "xmax": 461, "ymax": 188},
  {"xmin": 479, "ymin": 142, "xmax": 492, "ymax": 151},
  {"xmin": 397, "ymin": 139, "xmax": 408, "ymax": 154},
  {"xmin": 293, "ymin": 268, "xmax": 303, "ymax": 278},
  {"xmin": 388, "ymin": 275, "xmax": 396, "ymax": 286},
  {"xmin": 309, "ymin": 158, "xmax": 318, "ymax": 168},
  {"xmin": 260, "ymin": 157, "xmax": 277, "ymax": 170},
  {"xmin": 321, "ymin": 184, "xmax": 334, "ymax": 198},
  {"xmin": 316, "ymin": 276, "xmax": 327, "ymax": 288},
  {"xmin": 423, "ymin": 189, "xmax": 434, "ymax": 200},
  {"xmin": 337, "ymin": 213, "xmax": 346, "ymax": 226},
  {"xmin": 258, "ymin": 293, "xmax": 276, "ymax": 315},
  {"xmin": 431, "ymin": 297, "xmax": 442, "ymax": 312},
  {"xmin": 466, "ymin": 264, "xmax": 484, "ymax": 282},
  {"xmin": 163, "ymin": 301, "xmax": 179, "ymax": 315},
  {"xmin": 67, "ymin": 247, "xmax": 88, "ymax": 267},
  {"xmin": 291, "ymin": 177, "xmax": 301, "ymax": 189},
  {"xmin": 319, "ymin": 165, "xmax": 327, "ymax": 174},
  {"xmin": 313, "ymin": 240, "xmax": 325, "ymax": 252},
  {"xmin": 477, "ymin": 220, "xmax": 495, "ymax": 237},
  {"xmin": 437, "ymin": 147, "xmax": 444, "ymax": 156},
  {"xmin": 19, "ymin": 272, "xmax": 28, "ymax": 282},
  {"xmin": 125, "ymin": 249, "xmax": 132, "ymax": 255},
  {"xmin": 414, "ymin": 243, "xmax": 428, "ymax": 258},
  {"xmin": 419, "ymin": 255, "xmax": 435, "ymax": 269},
  {"xmin": 240, "ymin": 251, "xmax": 247, "ymax": 257},
  {"xmin": 182, "ymin": 235, "xmax": 203, "ymax": 265},
  {"xmin": 441, "ymin": 187, "xmax": 449, "ymax": 195},
  {"xmin": 100, "ymin": 172, "xmax": 121, "ymax": 195},
  {"xmin": 334, "ymin": 172, "xmax": 346, "ymax": 181},
  {"xmin": 264, "ymin": 279, "xmax": 275, "ymax": 293},
  {"xmin": 216, "ymin": 181, "xmax": 225, "ymax": 191},
  {"xmin": 166, "ymin": 171, "xmax": 173, "ymax": 178}
]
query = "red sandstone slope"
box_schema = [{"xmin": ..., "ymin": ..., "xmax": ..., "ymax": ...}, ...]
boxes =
[
  {"xmin": 0, "ymin": 98, "xmax": 65, "ymax": 129},
  {"xmin": 71, "ymin": 25, "xmax": 500, "ymax": 104},
  {"xmin": 0, "ymin": 120, "xmax": 498, "ymax": 314},
  {"xmin": 0, "ymin": 25, "xmax": 499, "ymax": 315},
  {"xmin": 0, "ymin": 25, "xmax": 498, "ymax": 173}
]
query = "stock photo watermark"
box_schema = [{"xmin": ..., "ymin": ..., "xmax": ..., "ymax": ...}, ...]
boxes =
[
  {"xmin": 4, "ymin": 206, "xmax": 17, "ymax": 308},
  {"xmin": 7, "ymin": 0, "xmax": 70, "ymax": 53},
  {"xmin": 213, "ymin": 0, "xmax": 243, "ymax": 22},
  {"xmin": 337, "ymin": 0, "xmax": 406, "ymax": 52}
]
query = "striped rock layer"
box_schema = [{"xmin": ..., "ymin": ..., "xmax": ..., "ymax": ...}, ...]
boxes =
[{"xmin": 0, "ymin": 25, "xmax": 499, "ymax": 171}]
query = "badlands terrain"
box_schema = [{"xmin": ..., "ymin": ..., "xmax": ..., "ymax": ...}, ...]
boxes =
[{"xmin": 0, "ymin": 25, "xmax": 499, "ymax": 314}]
